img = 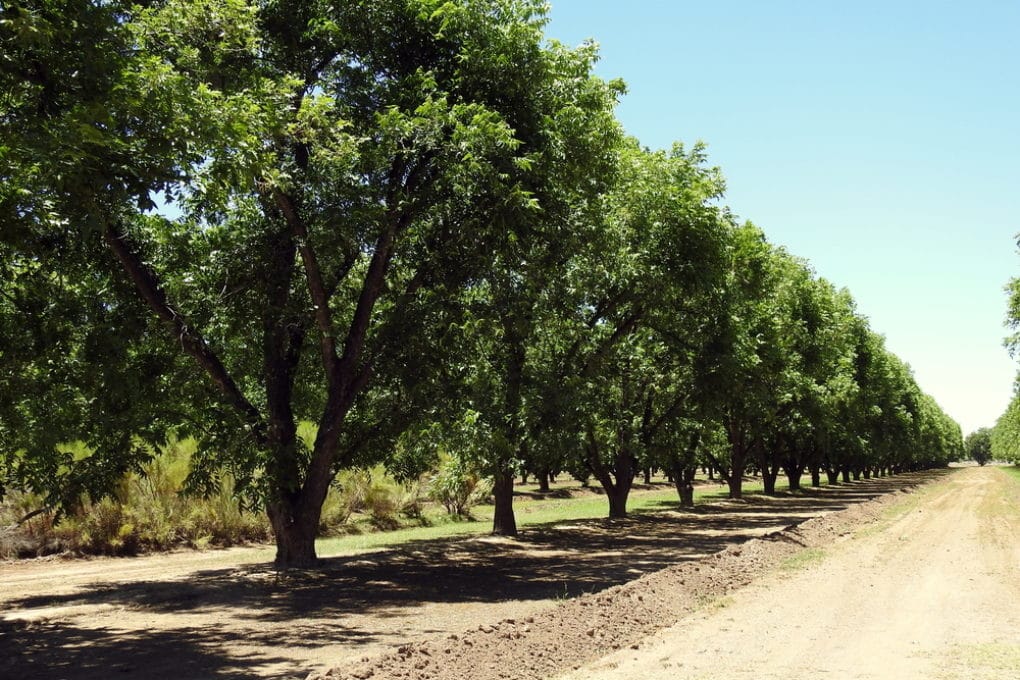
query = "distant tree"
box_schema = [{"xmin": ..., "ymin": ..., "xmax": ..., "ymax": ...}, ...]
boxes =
[
  {"xmin": 992, "ymin": 398, "xmax": 1020, "ymax": 464},
  {"xmin": 552, "ymin": 142, "xmax": 731, "ymax": 518},
  {"xmin": 965, "ymin": 428, "xmax": 993, "ymax": 466}
]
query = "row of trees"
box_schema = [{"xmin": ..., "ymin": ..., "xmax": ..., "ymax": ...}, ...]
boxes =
[
  {"xmin": 986, "ymin": 239, "xmax": 1020, "ymax": 462},
  {"xmin": 0, "ymin": 0, "xmax": 961, "ymax": 567}
]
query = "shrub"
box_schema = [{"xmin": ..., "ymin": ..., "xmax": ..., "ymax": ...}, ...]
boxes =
[
  {"xmin": 1, "ymin": 436, "xmax": 271, "ymax": 557},
  {"xmin": 428, "ymin": 453, "xmax": 489, "ymax": 516}
]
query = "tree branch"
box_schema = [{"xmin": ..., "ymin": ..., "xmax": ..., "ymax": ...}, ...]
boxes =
[
  {"xmin": 103, "ymin": 223, "xmax": 266, "ymax": 445},
  {"xmin": 338, "ymin": 209, "xmax": 413, "ymax": 379},
  {"xmin": 273, "ymin": 189, "xmax": 339, "ymax": 378}
]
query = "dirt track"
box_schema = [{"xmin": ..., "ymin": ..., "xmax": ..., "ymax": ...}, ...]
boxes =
[
  {"xmin": 562, "ymin": 465, "xmax": 1020, "ymax": 680},
  {"xmin": 2, "ymin": 467, "xmax": 1015, "ymax": 680}
]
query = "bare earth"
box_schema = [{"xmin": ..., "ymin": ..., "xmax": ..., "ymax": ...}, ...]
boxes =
[
  {"xmin": 2, "ymin": 467, "xmax": 1017, "ymax": 680},
  {"xmin": 558, "ymin": 465, "xmax": 1020, "ymax": 680}
]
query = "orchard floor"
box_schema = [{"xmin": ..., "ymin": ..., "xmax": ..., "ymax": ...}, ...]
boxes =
[{"xmin": 3, "ymin": 467, "xmax": 1012, "ymax": 680}]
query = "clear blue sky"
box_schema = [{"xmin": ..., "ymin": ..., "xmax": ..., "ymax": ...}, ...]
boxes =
[{"xmin": 545, "ymin": 0, "xmax": 1020, "ymax": 435}]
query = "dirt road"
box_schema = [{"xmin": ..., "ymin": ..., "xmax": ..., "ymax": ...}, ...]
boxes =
[
  {"xmin": 3, "ymin": 468, "xmax": 1010, "ymax": 680},
  {"xmin": 561, "ymin": 465, "xmax": 1020, "ymax": 680}
]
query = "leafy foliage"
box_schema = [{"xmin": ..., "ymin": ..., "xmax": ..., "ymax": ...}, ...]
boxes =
[{"xmin": 0, "ymin": 0, "xmax": 963, "ymax": 563}]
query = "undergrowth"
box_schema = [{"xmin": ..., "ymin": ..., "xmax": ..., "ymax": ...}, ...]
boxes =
[{"xmin": 1, "ymin": 435, "xmax": 484, "ymax": 559}]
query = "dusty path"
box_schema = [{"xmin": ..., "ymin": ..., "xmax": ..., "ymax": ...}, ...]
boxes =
[
  {"xmin": 562, "ymin": 465, "xmax": 1020, "ymax": 680},
  {"xmin": 0, "ymin": 474, "xmax": 934, "ymax": 680}
]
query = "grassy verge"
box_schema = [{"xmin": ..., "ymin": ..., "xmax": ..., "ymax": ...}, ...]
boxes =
[
  {"xmin": 316, "ymin": 478, "xmax": 778, "ymax": 558},
  {"xmin": 1001, "ymin": 465, "xmax": 1020, "ymax": 484}
]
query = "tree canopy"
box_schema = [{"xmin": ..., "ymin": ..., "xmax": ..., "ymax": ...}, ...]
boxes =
[{"xmin": 0, "ymin": 0, "xmax": 962, "ymax": 567}]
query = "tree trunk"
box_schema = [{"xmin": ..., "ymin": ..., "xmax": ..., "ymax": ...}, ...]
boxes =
[
  {"xmin": 841, "ymin": 467, "xmax": 851, "ymax": 483},
  {"xmin": 268, "ymin": 501, "xmax": 320, "ymax": 568},
  {"xmin": 852, "ymin": 469, "xmax": 862, "ymax": 481},
  {"xmin": 810, "ymin": 466, "xmax": 821, "ymax": 487},
  {"xmin": 491, "ymin": 468, "xmax": 517, "ymax": 536},
  {"xmin": 863, "ymin": 468, "xmax": 872, "ymax": 479},
  {"xmin": 826, "ymin": 468, "xmax": 839, "ymax": 485},
  {"xmin": 783, "ymin": 463, "xmax": 802, "ymax": 491},
  {"xmin": 585, "ymin": 430, "xmax": 633, "ymax": 519},
  {"xmin": 724, "ymin": 423, "xmax": 747, "ymax": 499},
  {"xmin": 537, "ymin": 470, "xmax": 551, "ymax": 493},
  {"xmin": 671, "ymin": 465, "xmax": 696, "ymax": 508},
  {"xmin": 643, "ymin": 467, "xmax": 652, "ymax": 485},
  {"xmin": 607, "ymin": 488, "xmax": 629, "ymax": 518},
  {"xmin": 762, "ymin": 465, "xmax": 778, "ymax": 495}
]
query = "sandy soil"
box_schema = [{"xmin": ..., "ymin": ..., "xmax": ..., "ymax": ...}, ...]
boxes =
[
  {"xmin": 2, "ymin": 468, "xmax": 999, "ymax": 680},
  {"xmin": 561, "ymin": 465, "xmax": 1020, "ymax": 680}
]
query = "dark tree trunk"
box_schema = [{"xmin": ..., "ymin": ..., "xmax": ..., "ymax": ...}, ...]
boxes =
[
  {"xmin": 585, "ymin": 432, "xmax": 634, "ymax": 519},
  {"xmin": 783, "ymin": 462, "xmax": 803, "ymax": 491},
  {"xmin": 853, "ymin": 469, "xmax": 862, "ymax": 481},
  {"xmin": 607, "ymin": 488, "xmax": 629, "ymax": 518},
  {"xmin": 841, "ymin": 467, "xmax": 851, "ymax": 483},
  {"xmin": 730, "ymin": 452, "xmax": 746, "ymax": 499},
  {"xmin": 762, "ymin": 465, "xmax": 778, "ymax": 495},
  {"xmin": 863, "ymin": 468, "xmax": 872, "ymax": 479},
  {"xmin": 521, "ymin": 472, "xmax": 529, "ymax": 485},
  {"xmin": 671, "ymin": 464, "xmax": 696, "ymax": 508},
  {"xmin": 537, "ymin": 470, "xmax": 551, "ymax": 493},
  {"xmin": 643, "ymin": 467, "xmax": 652, "ymax": 485},
  {"xmin": 268, "ymin": 499, "xmax": 321, "ymax": 568},
  {"xmin": 492, "ymin": 325, "xmax": 525, "ymax": 536},
  {"xmin": 491, "ymin": 468, "xmax": 517, "ymax": 536},
  {"xmin": 724, "ymin": 421, "xmax": 748, "ymax": 499},
  {"xmin": 810, "ymin": 466, "xmax": 821, "ymax": 487},
  {"xmin": 826, "ymin": 467, "xmax": 839, "ymax": 484}
]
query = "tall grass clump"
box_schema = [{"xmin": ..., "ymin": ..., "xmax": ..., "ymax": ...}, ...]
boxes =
[
  {"xmin": 318, "ymin": 465, "xmax": 427, "ymax": 535},
  {"xmin": 2, "ymin": 436, "xmax": 270, "ymax": 558}
]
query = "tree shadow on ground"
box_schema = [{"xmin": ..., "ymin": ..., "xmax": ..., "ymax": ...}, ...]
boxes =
[
  {"xmin": 0, "ymin": 469, "xmax": 947, "ymax": 679},
  {"xmin": 0, "ymin": 617, "xmax": 322, "ymax": 680}
]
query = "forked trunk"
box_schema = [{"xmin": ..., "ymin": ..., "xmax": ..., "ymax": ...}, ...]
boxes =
[
  {"xmin": 726, "ymin": 446, "xmax": 746, "ymax": 499},
  {"xmin": 672, "ymin": 466, "xmax": 696, "ymax": 508},
  {"xmin": 586, "ymin": 435, "xmax": 634, "ymax": 519}
]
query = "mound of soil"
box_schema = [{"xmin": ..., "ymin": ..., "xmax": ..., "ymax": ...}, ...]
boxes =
[{"xmin": 308, "ymin": 481, "xmax": 925, "ymax": 680}]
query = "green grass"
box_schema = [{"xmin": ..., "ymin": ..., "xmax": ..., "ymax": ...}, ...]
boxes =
[
  {"xmin": 936, "ymin": 642, "xmax": 1020, "ymax": 679},
  {"xmin": 1001, "ymin": 465, "xmax": 1020, "ymax": 483},
  {"xmin": 779, "ymin": 546, "xmax": 827, "ymax": 571},
  {"xmin": 316, "ymin": 477, "xmax": 783, "ymax": 558}
]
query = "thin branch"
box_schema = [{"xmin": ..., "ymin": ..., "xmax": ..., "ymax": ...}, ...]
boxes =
[
  {"xmin": 579, "ymin": 308, "xmax": 643, "ymax": 379},
  {"xmin": 338, "ymin": 209, "xmax": 412, "ymax": 378},
  {"xmin": 273, "ymin": 189, "xmax": 340, "ymax": 378}
]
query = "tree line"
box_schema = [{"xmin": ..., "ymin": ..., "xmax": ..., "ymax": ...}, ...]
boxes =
[
  {"xmin": 988, "ymin": 258, "xmax": 1020, "ymax": 463},
  {"xmin": 0, "ymin": 0, "xmax": 962, "ymax": 567}
]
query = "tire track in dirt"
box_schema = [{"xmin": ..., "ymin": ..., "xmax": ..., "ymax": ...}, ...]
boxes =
[
  {"xmin": 559, "ymin": 466, "xmax": 1020, "ymax": 680},
  {"xmin": 0, "ymin": 470, "xmax": 954, "ymax": 680},
  {"xmin": 309, "ymin": 470, "xmax": 957, "ymax": 680}
]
